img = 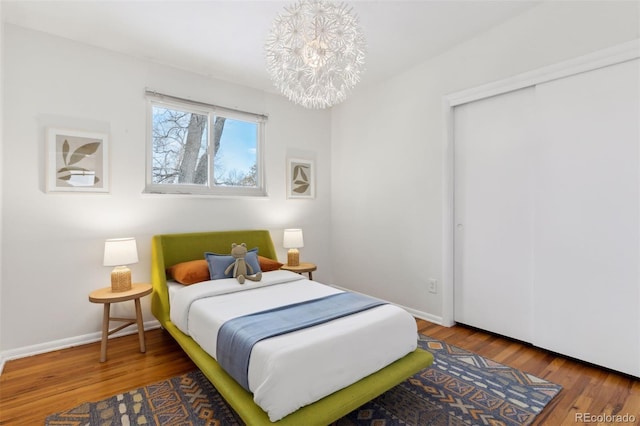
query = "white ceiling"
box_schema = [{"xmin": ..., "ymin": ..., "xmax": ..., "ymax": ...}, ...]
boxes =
[{"xmin": 2, "ymin": 0, "xmax": 541, "ymax": 94}]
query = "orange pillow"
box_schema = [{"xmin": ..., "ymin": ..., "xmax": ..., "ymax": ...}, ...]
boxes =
[
  {"xmin": 258, "ymin": 255, "xmax": 283, "ymax": 272},
  {"xmin": 167, "ymin": 259, "xmax": 210, "ymax": 285}
]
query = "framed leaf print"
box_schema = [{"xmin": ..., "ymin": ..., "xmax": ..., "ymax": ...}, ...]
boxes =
[
  {"xmin": 287, "ymin": 158, "xmax": 315, "ymax": 199},
  {"xmin": 46, "ymin": 128, "xmax": 109, "ymax": 193}
]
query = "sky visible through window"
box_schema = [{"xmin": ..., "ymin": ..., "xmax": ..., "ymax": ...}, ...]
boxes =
[{"xmin": 216, "ymin": 118, "xmax": 257, "ymax": 177}]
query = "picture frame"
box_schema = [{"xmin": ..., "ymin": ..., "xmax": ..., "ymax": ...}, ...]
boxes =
[
  {"xmin": 46, "ymin": 128, "xmax": 109, "ymax": 193},
  {"xmin": 287, "ymin": 157, "xmax": 315, "ymax": 199}
]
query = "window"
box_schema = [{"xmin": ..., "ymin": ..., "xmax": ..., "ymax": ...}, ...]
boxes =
[{"xmin": 145, "ymin": 94, "xmax": 266, "ymax": 196}]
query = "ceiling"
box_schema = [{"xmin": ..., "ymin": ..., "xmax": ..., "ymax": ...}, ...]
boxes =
[{"xmin": 3, "ymin": 0, "xmax": 541, "ymax": 95}]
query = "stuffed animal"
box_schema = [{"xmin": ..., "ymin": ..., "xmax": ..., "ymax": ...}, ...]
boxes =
[{"xmin": 225, "ymin": 243, "xmax": 262, "ymax": 284}]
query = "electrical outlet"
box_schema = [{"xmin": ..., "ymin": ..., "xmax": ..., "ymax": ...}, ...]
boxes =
[{"xmin": 428, "ymin": 279, "xmax": 438, "ymax": 294}]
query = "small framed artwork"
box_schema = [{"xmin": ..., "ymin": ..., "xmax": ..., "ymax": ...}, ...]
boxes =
[
  {"xmin": 46, "ymin": 128, "xmax": 109, "ymax": 193},
  {"xmin": 287, "ymin": 158, "xmax": 315, "ymax": 199}
]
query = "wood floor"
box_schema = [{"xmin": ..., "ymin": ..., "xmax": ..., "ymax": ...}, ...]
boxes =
[{"xmin": 1, "ymin": 320, "xmax": 638, "ymax": 425}]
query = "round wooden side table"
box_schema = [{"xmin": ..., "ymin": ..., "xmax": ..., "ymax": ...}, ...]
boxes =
[
  {"xmin": 88, "ymin": 283, "xmax": 152, "ymax": 362},
  {"xmin": 281, "ymin": 262, "xmax": 317, "ymax": 280}
]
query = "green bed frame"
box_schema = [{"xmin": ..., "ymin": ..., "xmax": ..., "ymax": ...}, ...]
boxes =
[{"xmin": 151, "ymin": 230, "xmax": 434, "ymax": 425}]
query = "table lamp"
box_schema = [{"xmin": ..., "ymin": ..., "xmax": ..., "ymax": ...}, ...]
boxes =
[
  {"xmin": 283, "ymin": 228, "xmax": 304, "ymax": 267},
  {"xmin": 103, "ymin": 237, "xmax": 138, "ymax": 292}
]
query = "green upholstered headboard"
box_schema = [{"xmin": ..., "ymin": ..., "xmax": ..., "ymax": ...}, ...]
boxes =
[{"xmin": 150, "ymin": 230, "xmax": 278, "ymax": 325}]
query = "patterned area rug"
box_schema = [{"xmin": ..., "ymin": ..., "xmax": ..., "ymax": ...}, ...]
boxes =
[{"xmin": 45, "ymin": 335, "xmax": 561, "ymax": 426}]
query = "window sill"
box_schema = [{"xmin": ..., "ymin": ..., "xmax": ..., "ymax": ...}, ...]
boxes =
[{"xmin": 141, "ymin": 189, "xmax": 269, "ymax": 199}]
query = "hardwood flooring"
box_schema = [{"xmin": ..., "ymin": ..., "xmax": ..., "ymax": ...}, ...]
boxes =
[
  {"xmin": 1, "ymin": 320, "xmax": 638, "ymax": 425},
  {"xmin": 0, "ymin": 329, "xmax": 195, "ymax": 425}
]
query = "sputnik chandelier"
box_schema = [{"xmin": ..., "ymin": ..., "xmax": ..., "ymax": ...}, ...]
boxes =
[{"xmin": 265, "ymin": 0, "xmax": 366, "ymax": 109}]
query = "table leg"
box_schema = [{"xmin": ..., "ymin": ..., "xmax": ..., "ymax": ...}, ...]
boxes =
[
  {"xmin": 100, "ymin": 303, "xmax": 110, "ymax": 362},
  {"xmin": 134, "ymin": 297, "xmax": 146, "ymax": 353},
  {"xmin": 308, "ymin": 271, "xmax": 313, "ymax": 280}
]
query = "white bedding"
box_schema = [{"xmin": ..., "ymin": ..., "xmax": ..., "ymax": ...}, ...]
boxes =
[{"xmin": 170, "ymin": 270, "xmax": 418, "ymax": 421}]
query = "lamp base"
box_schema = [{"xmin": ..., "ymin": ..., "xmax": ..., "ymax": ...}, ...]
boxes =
[
  {"xmin": 287, "ymin": 248, "xmax": 300, "ymax": 267},
  {"xmin": 111, "ymin": 266, "xmax": 132, "ymax": 292}
]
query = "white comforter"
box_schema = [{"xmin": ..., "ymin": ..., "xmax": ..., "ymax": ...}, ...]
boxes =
[{"xmin": 170, "ymin": 270, "xmax": 418, "ymax": 421}]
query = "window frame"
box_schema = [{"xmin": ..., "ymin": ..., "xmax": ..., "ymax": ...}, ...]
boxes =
[{"xmin": 145, "ymin": 97, "xmax": 267, "ymax": 197}]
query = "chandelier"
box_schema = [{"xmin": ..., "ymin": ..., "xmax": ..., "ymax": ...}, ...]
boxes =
[{"xmin": 265, "ymin": 0, "xmax": 366, "ymax": 109}]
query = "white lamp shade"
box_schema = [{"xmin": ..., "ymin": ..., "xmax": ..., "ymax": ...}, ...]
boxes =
[
  {"xmin": 103, "ymin": 237, "xmax": 138, "ymax": 266},
  {"xmin": 283, "ymin": 229, "xmax": 304, "ymax": 248}
]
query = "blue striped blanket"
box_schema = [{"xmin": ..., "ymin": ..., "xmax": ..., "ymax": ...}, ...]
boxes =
[{"xmin": 216, "ymin": 292, "xmax": 386, "ymax": 391}]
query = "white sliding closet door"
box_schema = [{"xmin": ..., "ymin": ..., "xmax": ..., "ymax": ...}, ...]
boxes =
[
  {"xmin": 533, "ymin": 59, "xmax": 639, "ymax": 376},
  {"xmin": 453, "ymin": 58, "xmax": 639, "ymax": 376},
  {"xmin": 453, "ymin": 87, "xmax": 535, "ymax": 342}
]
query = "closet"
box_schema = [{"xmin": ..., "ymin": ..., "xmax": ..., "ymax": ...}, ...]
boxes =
[{"xmin": 453, "ymin": 55, "xmax": 639, "ymax": 377}]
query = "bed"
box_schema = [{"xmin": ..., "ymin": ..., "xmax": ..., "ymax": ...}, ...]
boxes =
[{"xmin": 151, "ymin": 230, "xmax": 433, "ymax": 425}]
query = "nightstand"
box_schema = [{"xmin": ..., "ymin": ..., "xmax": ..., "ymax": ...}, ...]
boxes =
[
  {"xmin": 281, "ymin": 262, "xmax": 317, "ymax": 280},
  {"xmin": 88, "ymin": 283, "xmax": 152, "ymax": 362}
]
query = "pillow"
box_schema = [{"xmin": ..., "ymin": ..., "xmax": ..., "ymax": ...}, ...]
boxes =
[
  {"xmin": 205, "ymin": 248, "xmax": 261, "ymax": 280},
  {"xmin": 166, "ymin": 259, "xmax": 210, "ymax": 285},
  {"xmin": 258, "ymin": 255, "xmax": 283, "ymax": 272}
]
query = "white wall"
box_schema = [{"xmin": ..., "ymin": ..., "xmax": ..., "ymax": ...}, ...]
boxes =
[
  {"xmin": 0, "ymin": 1, "xmax": 4, "ymax": 358},
  {"xmin": 1, "ymin": 25, "xmax": 331, "ymax": 353},
  {"xmin": 330, "ymin": 1, "xmax": 639, "ymax": 322}
]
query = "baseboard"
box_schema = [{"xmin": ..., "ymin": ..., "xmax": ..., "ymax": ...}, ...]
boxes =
[
  {"xmin": 402, "ymin": 307, "xmax": 445, "ymax": 326},
  {"xmin": 329, "ymin": 284, "xmax": 445, "ymax": 326},
  {"xmin": 0, "ymin": 319, "xmax": 161, "ymax": 375}
]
